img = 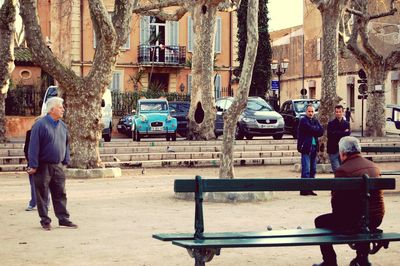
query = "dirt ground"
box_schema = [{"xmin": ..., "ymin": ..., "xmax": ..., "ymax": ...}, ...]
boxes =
[{"xmin": 1, "ymin": 163, "xmax": 399, "ymax": 266}]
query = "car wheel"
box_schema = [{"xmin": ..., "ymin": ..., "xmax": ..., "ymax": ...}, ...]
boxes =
[
  {"xmin": 172, "ymin": 132, "xmax": 177, "ymax": 141},
  {"xmin": 136, "ymin": 131, "xmax": 141, "ymax": 142},
  {"xmin": 235, "ymin": 126, "xmax": 244, "ymax": 140},
  {"xmin": 245, "ymin": 134, "xmax": 253, "ymax": 140},
  {"xmin": 273, "ymin": 133, "xmax": 283, "ymax": 140},
  {"xmin": 103, "ymin": 125, "xmax": 112, "ymax": 142}
]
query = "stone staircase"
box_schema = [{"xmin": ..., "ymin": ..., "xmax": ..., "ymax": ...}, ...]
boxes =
[{"xmin": 1, "ymin": 137, "xmax": 399, "ymax": 172}]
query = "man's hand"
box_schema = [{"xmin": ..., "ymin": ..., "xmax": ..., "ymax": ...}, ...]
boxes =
[{"xmin": 27, "ymin": 167, "xmax": 37, "ymax": 175}]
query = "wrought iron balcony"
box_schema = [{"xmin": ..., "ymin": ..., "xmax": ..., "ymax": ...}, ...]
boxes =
[{"xmin": 138, "ymin": 45, "xmax": 186, "ymax": 66}]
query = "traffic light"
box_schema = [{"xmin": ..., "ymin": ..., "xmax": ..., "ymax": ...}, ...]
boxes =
[{"xmin": 357, "ymin": 69, "xmax": 368, "ymax": 94}]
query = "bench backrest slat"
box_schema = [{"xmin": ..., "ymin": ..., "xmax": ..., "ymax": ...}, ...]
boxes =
[
  {"xmin": 174, "ymin": 178, "xmax": 395, "ymax": 193},
  {"xmin": 361, "ymin": 146, "xmax": 400, "ymax": 153}
]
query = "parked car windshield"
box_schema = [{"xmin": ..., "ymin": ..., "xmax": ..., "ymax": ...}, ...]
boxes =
[
  {"xmin": 247, "ymin": 99, "xmax": 273, "ymax": 111},
  {"xmin": 294, "ymin": 100, "xmax": 320, "ymax": 113},
  {"xmin": 140, "ymin": 102, "xmax": 168, "ymax": 111}
]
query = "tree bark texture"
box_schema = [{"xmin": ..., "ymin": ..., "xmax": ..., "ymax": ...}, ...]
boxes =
[
  {"xmin": 311, "ymin": 0, "xmax": 348, "ymax": 163},
  {"xmin": 345, "ymin": 0, "xmax": 400, "ymax": 137},
  {"xmin": 20, "ymin": 0, "xmax": 133, "ymax": 168},
  {"xmin": 219, "ymin": 0, "xmax": 258, "ymax": 179},
  {"xmin": 187, "ymin": 1, "xmax": 219, "ymax": 140},
  {"xmin": 365, "ymin": 67, "xmax": 387, "ymax": 136},
  {"xmin": 0, "ymin": 0, "xmax": 16, "ymax": 142}
]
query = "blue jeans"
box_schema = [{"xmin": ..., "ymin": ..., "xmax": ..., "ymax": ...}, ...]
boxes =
[
  {"xmin": 301, "ymin": 145, "xmax": 317, "ymax": 179},
  {"xmin": 329, "ymin": 152, "xmax": 341, "ymax": 173},
  {"xmin": 28, "ymin": 175, "xmax": 36, "ymax": 207}
]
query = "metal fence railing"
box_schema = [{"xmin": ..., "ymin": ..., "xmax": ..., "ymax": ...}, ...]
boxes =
[
  {"xmin": 5, "ymin": 87, "xmax": 234, "ymax": 117},
  {"xmin": 5, "ymin": 87, "xmax": 43, "ymax": 116}
]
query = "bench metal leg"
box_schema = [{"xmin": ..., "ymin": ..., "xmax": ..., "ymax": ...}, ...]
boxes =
[
  {"xmin": 350, "ymin": 243, "xmax": 371, "ymax": 266},
  {"xmin": 187, "ymin": 248, "xmax": 220, "ymax": 265}
]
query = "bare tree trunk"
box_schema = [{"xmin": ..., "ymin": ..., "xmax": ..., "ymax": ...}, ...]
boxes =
[
  {"xmin": 0, "ymin": 0, "xmax": 16, "ymax": 143},
  {"xmin": 311, "ymin": 0, "xmax": 348, "ymax": 163},
  {"xmin": 344, "ymin": 0, "xmax": 399, "ymax": 137},
  {"xmin": 365, "ymin": 67, "xmax": 387, "ymax": 136},
  {"xmin": 187, "ymin": 1, "xmax": 218, "ymax": 140},
  {"xmin": 20, "ymin": 0, "xmax": 133, "ymax": 168},
  {"xmin": 219, "ymin": 0, "xmax": 258, "ymax": 179}
]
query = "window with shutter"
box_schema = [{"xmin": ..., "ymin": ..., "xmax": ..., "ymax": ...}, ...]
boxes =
[
  {"xmin": 109, "ymin": 71, "xmax": 123, "ymax": 92},
  {"xmin": 215, "ymin": 17, "xmax": 221, "ymax": 53},
  {"xmin": 214, "ymin": 74, "xmax": 221, "ymax": 99},
  {"xmin": 188, "ymin": 16, "xmax": 193, "ymax": 52}
]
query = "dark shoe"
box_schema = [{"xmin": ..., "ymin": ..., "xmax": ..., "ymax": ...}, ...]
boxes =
[
  {"xmin": 349, "ymin": 258, "xmax": 371, "ymax": 266},
  {"xmin": 59, "ymin": 220, "xmax": 78, "ymax": 229},
  {"xmin": 300, "ymin": 191, "xmax": 309, "ymax": 196},
  {"xmin": 309, "ymin": 191, "xmax": 318, "ymax": 196},
  {"xmin": 312, "ymin": 261, "xmax": 338, "ymax": 266},
  {"xmin": 41, "ymin": 223, "xmax": 52, "ymax": 231}
]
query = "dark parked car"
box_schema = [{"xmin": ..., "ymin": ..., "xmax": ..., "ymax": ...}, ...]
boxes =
[
  {"xmin": 215, "ymin": 97, "xmax": 285, "ymax": 140},
  {"xmin": 117, "ymin": 114, "xmax": 134, "ymax": 137},
  {"xmin": 169, "ymin": 101, "xmax": 190, "ymax": 137},
  {"xmin": 280, "ymin": 99, "xmax": 320, "ymax": 139}
]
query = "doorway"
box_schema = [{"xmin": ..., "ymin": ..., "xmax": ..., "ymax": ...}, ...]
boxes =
[{"xmin": 149, "ymin": 73, "xmax": 169, "ymax": 92}]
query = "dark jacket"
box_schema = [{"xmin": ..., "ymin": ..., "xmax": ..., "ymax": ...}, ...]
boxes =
[
  {"xmin": 327, "ymin": 118, "xmax": 350, "ymax": 154},
  {"xmin": 24, "ymin": 130, "xmax": 31, "ymax": 161},
  {"xmin": 332, "ymin": 154, "xmax": 384, "ymax": 229},
  {"xmin": 297, "ymin": 116, "xmax": 324, "ymax": 154}
]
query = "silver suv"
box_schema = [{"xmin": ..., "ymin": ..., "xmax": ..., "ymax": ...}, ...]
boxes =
[{"xmin": 215, "ymin": 97, "xmax": 285, "ymax": 140}]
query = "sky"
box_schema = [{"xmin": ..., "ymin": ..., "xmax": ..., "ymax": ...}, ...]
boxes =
[{"xmin": 268, "ymin": 0, "xmax": 304, "ymax": 31}]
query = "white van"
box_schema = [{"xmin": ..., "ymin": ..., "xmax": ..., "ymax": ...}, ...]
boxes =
[
  {"xmin": 386, "ymin": 104, "xmax": 400, "ymax": 135},
  {"xmin": 41, "ymin": 86, "xmax": 113, "ymax": 142}
]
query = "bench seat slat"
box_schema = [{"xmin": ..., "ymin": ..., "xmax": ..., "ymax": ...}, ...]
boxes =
[
  {"xmin": 174, "ymin": 178, "xmax": 395, "ymax": 193},
  {"xmin": 172, "ymin": 233, "xmax": 400, "ymax": 249},
  {"xmin": 153, "ymin": 228, "xmax": 334, "ymax": 241}
]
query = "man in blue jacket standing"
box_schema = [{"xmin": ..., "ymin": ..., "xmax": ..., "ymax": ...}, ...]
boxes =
[
  {"xmin": 327, "ymin": 105, "xmax": 351, "ymax": 173},
  {"xmin": 27, "ymin": 97, "xmax": 77, "ymax": 231},
  {"xmin": 297, "ymin": 104, "xmax": 324, "ymax": 196}
]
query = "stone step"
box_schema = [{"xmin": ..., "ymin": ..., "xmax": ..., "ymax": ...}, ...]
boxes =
[
  {"xmin": 1, "ymin": 140, "xmax": 399, "ymax": 157},
  {"xmin": 2, "ymin": 154, "xmax": 400, "ymax": 172}
]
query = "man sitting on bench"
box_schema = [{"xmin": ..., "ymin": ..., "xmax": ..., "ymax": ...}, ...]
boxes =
[{"xmin": 313, "ymin": 136, "xmax": 385, "ymax": 266}]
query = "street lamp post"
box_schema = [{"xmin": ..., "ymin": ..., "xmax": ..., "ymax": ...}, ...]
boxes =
[{"xmin": 271, "ymin": 59, "xmax": 289, "ymax": 110}]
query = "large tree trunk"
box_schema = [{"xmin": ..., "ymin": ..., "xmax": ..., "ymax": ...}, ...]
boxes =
[
  {"xmin": 344, "ymin": 0, "xmax": 399, "ymax": 137},
  {"xmin": 187, "ymin": 1, "xmax": 218, "ymax": 140},
  {"xmin": 219, "ymin": 0, "xmax": 258, "ymax": 179},
  {"xmin": 311, "ymin": 0, "xmax": 348, "ymax": 163},
  {"xmin": 0, "ymin": 0, "xmax": 16, "ymax": 142},
  {"xmin": 63, "ymin": 83, "xmax": 104, "ymax": 168},
  {"xmin": 365, "ymin": 67, "xmax": 387, "ymax": 136},
  {"xmin": 20, "ymin": 0, "xmax": 132, "ymax": 168}
]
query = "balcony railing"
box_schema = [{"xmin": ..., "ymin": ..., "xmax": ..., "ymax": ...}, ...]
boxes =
[{"xmin": 138, "ymin": 45, "xmax": 186, "ymax": 66}]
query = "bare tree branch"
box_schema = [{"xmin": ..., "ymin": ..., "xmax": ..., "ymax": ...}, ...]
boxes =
[
  {"xmin": 113, "ymin": 0, "xmax": 134, "ymax": 47},
  {"xmin": 19, "ymin": 0, "xmax": 79, "ymax": 86},
  {"xmin": 385, "ymin": 50, "xmax": 400, "ymax": 70},
  {"xmin": 132, "ymin": 0, "xmax": 186, "ymax": 13},
  {"xmin": 140, "ymin": 6, "xmax": 188, "ymax": 21}
]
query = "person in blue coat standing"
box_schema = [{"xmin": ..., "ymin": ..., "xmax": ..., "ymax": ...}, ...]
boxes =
[
  {"xmin": 297, "ymin": 104, "xmax": 324, "ymax": 196},
  {"xmin": 327, "ymin": 105, "xmax": 351, "ymax": 173}
]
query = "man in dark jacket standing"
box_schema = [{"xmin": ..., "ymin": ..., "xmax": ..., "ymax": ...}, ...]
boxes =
[
  {"xmin": 297, "ymin": 104, "xmax": 323, "ymax": 196},
  {"xmin": 28, "ymin": 97, "xmax": 77, "ymax": 231},
  {"xmin": 327, "ymin": 105, "xmax": 350, "ymax": 173},
  {"xmin": 313, "ymin": 136, "xmax": 384, "ymax": 266}
]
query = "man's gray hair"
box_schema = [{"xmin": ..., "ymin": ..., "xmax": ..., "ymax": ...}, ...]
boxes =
[
  {"xmin": 46, "ymin": 97, "xmax": 64, "ymax": 114},
  {"xmin": 338, "ymin": 136, "xmax": 361, "ymax": 154}
]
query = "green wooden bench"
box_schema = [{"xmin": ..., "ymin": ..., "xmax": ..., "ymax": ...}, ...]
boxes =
[{"xmin": 153, "ymin": 175, "xmax": 400, "ymax": 266}]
